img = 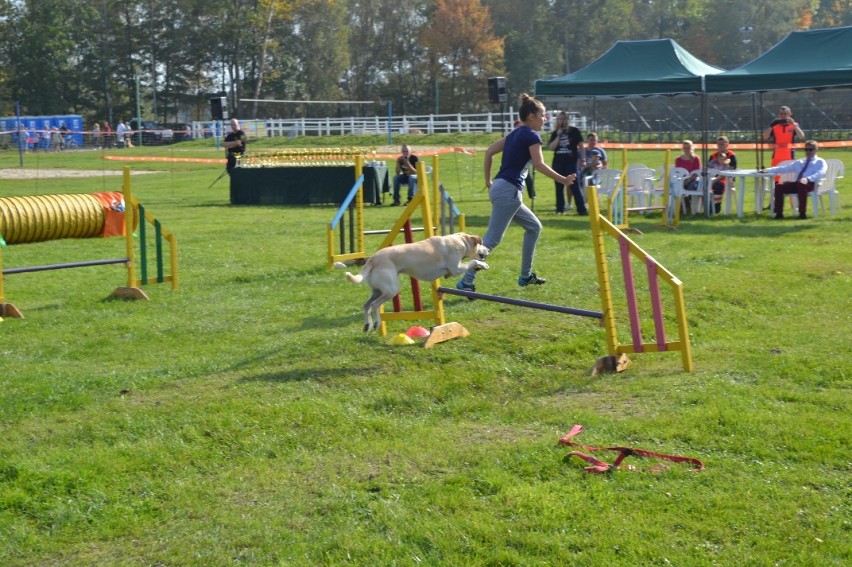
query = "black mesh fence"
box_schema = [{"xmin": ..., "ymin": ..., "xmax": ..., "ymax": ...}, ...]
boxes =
[{"xmin": 553, "ymin": 89, "xmax": 852, "ymax": 144}]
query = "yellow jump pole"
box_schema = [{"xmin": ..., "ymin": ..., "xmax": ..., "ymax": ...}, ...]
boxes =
[
  {"xmin": 355, "ymin": 154, "xmax": 365, "ymax": 259},
  {"xmin": 587, "ymin": 187, "xmax": 619, "ymax": 357},
  {"xmin": 123, "ymin": 167, "xmax": 136, "ymax": 288},
  {"xmin": 326, "ymin": 225, "xmax": 335, "ymax": 270},
  {"xmin": 432, "ymin": 154, "xmax": 440, "ymax": 228},
  {"xmin": 672, "ymin": 281, "xmax": 694, "ymax": 371},
  {"xmin": 112, "ymin": 167, "xmax": 149, "ymax": 300}
]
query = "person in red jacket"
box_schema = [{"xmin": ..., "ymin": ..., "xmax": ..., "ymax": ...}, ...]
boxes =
[{"xmin": 762, "ymin": 106, "xmax": 804, "ymax": 183}]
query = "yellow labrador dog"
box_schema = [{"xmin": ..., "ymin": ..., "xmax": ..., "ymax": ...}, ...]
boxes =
[{"xmin": 337, "ymin": 232, "xmax": 489, "ymax": 332}]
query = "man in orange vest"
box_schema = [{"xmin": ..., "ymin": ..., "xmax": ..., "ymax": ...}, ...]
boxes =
[{"xmin": 762, "ymin": 106, "xmax": 804, "ymax": 183}]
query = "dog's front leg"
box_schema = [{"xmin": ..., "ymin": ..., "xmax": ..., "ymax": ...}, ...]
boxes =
[{"xmin": 466, "ymin": 259, "xmax": 489, "ymax": 271}]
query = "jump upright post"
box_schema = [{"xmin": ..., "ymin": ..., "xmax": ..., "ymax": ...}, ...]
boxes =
[
  {"xmin": 327, "ymin": 155, "xmax": 366, "ymax": 269},
  {"xmin": 370, "ymin": 159, "xmax": 447, "ymax": 337},
  {"xmin": 587, "ymin": 186, "xmax": 693, "ymax": 371},
  {"xmin": 0, "ymin": 167, "xmax": 178, "ymax": 318}
]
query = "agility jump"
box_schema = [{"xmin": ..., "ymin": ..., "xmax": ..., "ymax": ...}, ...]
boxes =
[
  {"xmin": 430, "ymin": 187, "xmax": 692, "ymax": 370},
  {"xmin": 327, "ymin": 153, "xmax": 466, "ymax": 269},
  {"xmin": 350, "ymin": 176, "xmax": 692, "ymax": 371},
  {"xmin": 587, "ymin": 186, "xmax": 693, "ymax": 371},
  {"xmin": 0, "ymin": 167, "xmax": 178, "ymax": 318}
]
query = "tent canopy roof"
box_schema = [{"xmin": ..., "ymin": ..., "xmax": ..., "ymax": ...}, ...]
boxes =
[
  {"xmin": 705, "ymin": 26, "xmax": 852, "ymax": 93},
  {"xmin": 534, "ymin": 38, "xmax": 724, "ymax": 98}
]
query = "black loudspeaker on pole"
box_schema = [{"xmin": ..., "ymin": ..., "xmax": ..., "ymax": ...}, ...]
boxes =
[
  {"xmin": 487, "ymin": 77, "xmax": 506, "ymax": 104},
  {"xmin": 487, "ymin": 77, "xmax": 507, "ymax": 134},
  {"xmin": 209, "ymin": 96, "xmax": 228, "ymax": 121}
]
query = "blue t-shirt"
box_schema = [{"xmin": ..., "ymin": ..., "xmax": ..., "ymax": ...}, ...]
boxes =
[
  {"xmin": 496, "ymin": 126, "xmax": 542, "ymax": 189},
  {"xmin": 588, "ymin": 146, "xmax": 607, "ymax": 164}
]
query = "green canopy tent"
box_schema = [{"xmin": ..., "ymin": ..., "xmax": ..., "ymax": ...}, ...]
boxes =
[
  {"xmin": 705, "ymin": 26, "xmax": 852, "ymax": 94},
  {"xmin": 707, "ymin": 25, "xmax": 852, "ymax": 168},
  {"xmin": 534, "ymin": 38, "xmax": 724, "ymax": 216},
  {"xmin": 535, "ymin": 38, "xmax": 723, "ymax": 98}
]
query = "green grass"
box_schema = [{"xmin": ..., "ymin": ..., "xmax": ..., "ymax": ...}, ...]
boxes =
[{"xmin": 0, "ymin": 138, "xmax": 850, "ymax": 565}]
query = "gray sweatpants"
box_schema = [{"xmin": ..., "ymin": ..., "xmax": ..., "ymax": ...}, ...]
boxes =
[{"xmin": 462, "ymin": 178, "xmax": 542, "ymax": 283}]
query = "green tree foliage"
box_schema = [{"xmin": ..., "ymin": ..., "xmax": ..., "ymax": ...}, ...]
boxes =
[
  {"xmin": 420, "ymin": 0, "xmax": 504, "ymax": 112},
  {"xmin": 0, "ymin": 0, "xmax": 843, "ymax": 120},
  {"xmin": 484, "ymin": 0, "xmax": 560, "ymax": 100},
  {"xmin": 5, "ymin": 0, "xmax": 93, "ymax": 115},
  {"xmin": 344, "ymin": 0, "xmax": 430, "ymax": 115}
]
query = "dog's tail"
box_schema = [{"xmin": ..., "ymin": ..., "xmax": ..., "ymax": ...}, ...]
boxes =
[{"xmin": 344, "ymin": 272, "xmax": 364, "ymax": 284}]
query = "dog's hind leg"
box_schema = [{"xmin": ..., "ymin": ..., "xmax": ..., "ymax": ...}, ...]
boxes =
[
  {"xmin": 363, "ymin": 289, "xmax": 383, "ymax": 332},
  {"xmin": 370, "ymin": 290, "xmax": 396, "ymax": 332}
]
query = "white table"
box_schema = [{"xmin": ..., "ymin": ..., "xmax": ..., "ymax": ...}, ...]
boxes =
[{"xmin": 716, "ymin": 169, "xmax": 775, "ymax": 218}]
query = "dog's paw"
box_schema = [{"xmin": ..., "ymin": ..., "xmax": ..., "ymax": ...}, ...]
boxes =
[{"xmin": 471, "ymin": 260, "xmax": 489, "ymax": 271}]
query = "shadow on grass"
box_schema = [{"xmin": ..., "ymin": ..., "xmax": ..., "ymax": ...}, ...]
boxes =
[
  {"xmin": 238, "ymin": 365, "xmax": 377, "ymax": 384},
  {"xmin": 298, "ymin": 313, "xmax": 366, "ymax": 331}
]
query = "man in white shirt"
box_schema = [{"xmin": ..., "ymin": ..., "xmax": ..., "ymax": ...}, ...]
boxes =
[
  {"xmin": 762, "ymin": 140, "xmax": 827, "ymax": 219},
  {"xmin": 116, "ymin": 120, "xmax": 127, "ymax": 148}
]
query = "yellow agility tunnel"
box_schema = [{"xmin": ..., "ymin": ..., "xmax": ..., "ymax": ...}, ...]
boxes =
[
  {"xmin": 0, "ymin": 192, "xmax": 125, "ymax": 244},
  {"xmin": 0, "ymin": 168, "xmax": 178, "ymax": 319}
]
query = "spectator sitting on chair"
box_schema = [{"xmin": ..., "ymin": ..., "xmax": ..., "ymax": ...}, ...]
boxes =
[
  {"xmin": 675, "ymin": 140, "xmax": 701, "ymax": 214},
  {"xmin": 579, "ymin": 132, "xmax": 607, "ymax": 186},
  {"xmin": 392, "ymin": 144, "xmax": 418, "ymax": 205},
  {"xmin": 762, "ymin": 140, "xmax": 826, "ymax": 220},
  {"xmin": 707, "ymin": 136, "xmax": 737, "ymax": 214}
]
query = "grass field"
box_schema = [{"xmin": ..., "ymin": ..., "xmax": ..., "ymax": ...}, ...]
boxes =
[{"xmin": 1, "ymin": 136, "xmax": 850, "ymax": 565}]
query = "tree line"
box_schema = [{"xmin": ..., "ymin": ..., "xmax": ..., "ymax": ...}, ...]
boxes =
[{"xmin": 0, "ymin": 0, "xmax": 847, "ymax": 126}]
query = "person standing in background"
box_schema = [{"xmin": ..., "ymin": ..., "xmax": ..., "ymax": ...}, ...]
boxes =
[
  {"xmin": 763, "ymin": 106, "xmax": 804, "ymax": 183},
  {"xmin": 92, "ymin": 122, "xmax": 101, "ymax": 149},
  {"xmin": 222, "ymin": 118, "xmax": 247, "ymax": 174},
  {"xmin": 547, "ymin": 111, "xmax": 585, "ymax": 215},
  {"xmin": 116, "ymin": 119, "xmax": 128, "ymax": 148}
]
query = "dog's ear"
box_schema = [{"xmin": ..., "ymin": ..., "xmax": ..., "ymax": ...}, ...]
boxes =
[{"xmin": 472, "ymin": 235, "xmax": 483, "ymax": 246}]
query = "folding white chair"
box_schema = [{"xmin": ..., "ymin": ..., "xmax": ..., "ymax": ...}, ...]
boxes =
[
  {"xmin": 625, "ymin": 167, "xmax": 656, "ymax": 209},
  {"xmin": 811, "ymin": 159, "xmax": 844, "ymax": 217},
  {"xmin": 586, "ymin": 168, "xmax": 623, "ymax": 220}
]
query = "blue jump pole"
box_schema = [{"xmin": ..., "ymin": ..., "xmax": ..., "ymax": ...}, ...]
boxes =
[
  {"xmin": 437, "ymin": 287, "xmax": 603, "ymax": 319},
  {"xmin": 3, "ymin": 257, "xmax": 130, "ymax": 275}
]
